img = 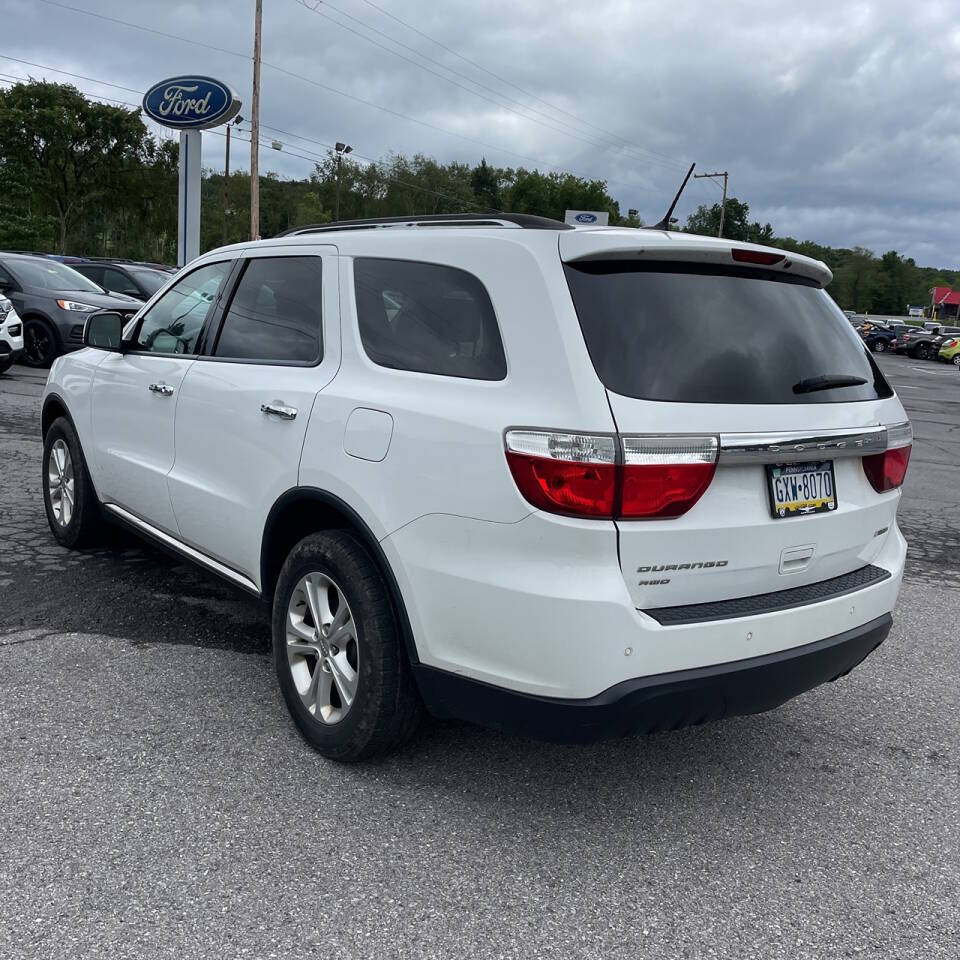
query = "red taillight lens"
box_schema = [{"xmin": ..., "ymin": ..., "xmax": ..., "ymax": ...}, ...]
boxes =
[
  {"xmin": 862, "ymin": 422, "xmax": 912, "ymax": 492},
  {"xmin": 505, "ymin": 432, "xmax": 617, "ymax": 517},
  {"xmin": 620, "ymin": 436, "xmax": 718, "ymax": 518},
  {"xmin": 731, "ymin": 249, "xmax": 785, "ymax": 266},
  {"xmin": 505, "ymin": 431, "xmax": 718, "ymax": 519}
]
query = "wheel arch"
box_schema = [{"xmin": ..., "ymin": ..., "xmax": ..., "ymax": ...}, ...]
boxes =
[
  {"xmin": 41, "ymin": 391, "xmax": 75, "ymax": 438},
  {"xmin": 261, "ymin": 487, "xmax": 420, "ymax": 665}
]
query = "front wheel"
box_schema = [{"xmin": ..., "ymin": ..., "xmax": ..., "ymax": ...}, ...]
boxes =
[
  {"xmin": 953, "ymin": 355, "xmax": 960, "ymax": 367},
  {"xmin": 22, "ymin": 317, "xmax": 59, "ymax": 368},
  {"xmin": 272, "ymin": 531, "xmax": 422, "ymax": 761},
  {"xmin": 872, "ymin": 340, "xmax": 887, "ymax": 353},
  {"xmin": 42, "ymin": 417, "xmax": 106, "ymax": 547},
  {"xmin": 0, "ymin": 355, "xmax": 14, "ymax": 375}
]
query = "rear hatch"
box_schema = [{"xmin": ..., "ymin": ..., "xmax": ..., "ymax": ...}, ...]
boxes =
[{"xmin": 559, "ymin": 232, "xmax": 910, "ymax": 612}]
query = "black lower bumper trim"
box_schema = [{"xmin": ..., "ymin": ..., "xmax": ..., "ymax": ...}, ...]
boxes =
[{"xmin": 413, "ymin": 614, "xmax": 892, "ymax": 743}]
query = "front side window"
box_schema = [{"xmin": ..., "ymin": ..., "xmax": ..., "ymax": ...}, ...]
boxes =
[
  {"xmin": 354, "ymin": 258, "xmax": 506, "ymax": 380},
  {"xmin": 214, "ymin": 256, "xmax": 322, "ymax": 363},
  {"xmin": 102, "ymin": 267, "xmax": 141, "ymax": 297},
  {"xmin": 135, "ymin": 261, "xmax": 230, "ymax": 355}
]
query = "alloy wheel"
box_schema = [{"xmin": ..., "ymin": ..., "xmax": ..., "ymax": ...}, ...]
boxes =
[
  {"xmin": 47, "ymin": 438, "xmax": 75, "ymax": 527},
  {"xmin": 286, "ymin": 572, "xmax": 359, "ymax": 724},
  {"xmin": 24, "ymin": 320, "xmax": 55, "ymax": 366}
]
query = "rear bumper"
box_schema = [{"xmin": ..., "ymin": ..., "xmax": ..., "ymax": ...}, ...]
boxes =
[{"xmin": 415, "ymin": 613, "xmax": 892, "ymax": 742}]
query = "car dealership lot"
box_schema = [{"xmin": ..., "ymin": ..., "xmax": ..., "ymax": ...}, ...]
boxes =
[{"xmin": 1, "ymin": 356, "xmax": 958, "ymax": 959}]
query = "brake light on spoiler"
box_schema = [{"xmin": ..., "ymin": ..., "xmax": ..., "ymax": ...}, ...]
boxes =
[{"xmin": 505, "ymin": 431, "xmax": 718, "ymax": 519}]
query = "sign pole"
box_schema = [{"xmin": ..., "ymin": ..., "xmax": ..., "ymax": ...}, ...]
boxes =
[{"xmin": 177, "ymin": 130, "xmax": 202, "ymax": 267}]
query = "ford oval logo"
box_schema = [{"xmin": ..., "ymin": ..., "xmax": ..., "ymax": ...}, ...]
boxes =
[
  {"xmin": 574, "ymin": 213, "xmax": 598, "ymax": 223},
  {"xmin": 142, "ymin": 76, "xmax": 241, "ymax": 130}
]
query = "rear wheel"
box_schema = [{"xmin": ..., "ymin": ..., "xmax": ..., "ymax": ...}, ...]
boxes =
[
  {"xmin": 272, "ymin": 530, "xmax": 422, "ymax": 761},
  {"xmin": 872, "ymin": 340, "xmax": 886, "ymax": 353},
  {"xmin": 953, "ymin": 355, "xmax": 960, "ymax": 366},
  {"xmin": 42, "ymin": 417, "xmax": 106, "ymax": 548},
  {"xmin": 23, "ymin": 317, "xmax": 59, "ymax": 368}
]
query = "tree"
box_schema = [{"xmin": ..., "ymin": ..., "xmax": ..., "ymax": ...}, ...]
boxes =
[
  {"xmin": 471, "ymin": 158, "xmax": 502, "ymax": 211},
  {"xmin": 0, "ymin": 80, "xmax": 153, "ymax": 253},
  {"xmin": 684, "ymin": 197, "xmax": 773, "ymax": 243}
]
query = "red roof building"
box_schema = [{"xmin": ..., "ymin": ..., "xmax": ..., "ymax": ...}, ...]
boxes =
[{"xmin": 929, "ymin": 286, "xmax": 960, "ymax": 319}]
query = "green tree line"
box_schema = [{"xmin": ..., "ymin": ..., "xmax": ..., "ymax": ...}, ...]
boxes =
[{"xmin": 1, "ymin": 80, "xmax": 954, "ymax": 314}]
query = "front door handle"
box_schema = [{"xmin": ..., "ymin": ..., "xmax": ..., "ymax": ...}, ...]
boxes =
[
  {"xmin": 148, "ymin": 383, "xmax": 174, "ymax": 396},
  {"xmin": 261, "ymin": 402, "xmax": 298, "ymax": 421}
]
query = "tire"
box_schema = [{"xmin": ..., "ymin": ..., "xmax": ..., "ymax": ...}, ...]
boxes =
[
  {"xmin": 921, "ymin": 344, "xmax": 936, "ymax": 360},
  {"xmin": 42, "ymin": 417, "xmax": 106, "ymax": 548},
  {"xmin": 953, "ymin": 355, "xmax": 960, "ymax": 367},
  {"xmin": 272, "ymin": 530, "xmax": 423, "ymax": 761},
  {"xmin": 872, "ymin": 340, "xmax": 886, "ymax": 353},
  {"xmin": 0, "ymin": 355, "xmax": 14, "ymax": 375},
  {"xmin": 22, "ymin": 316, "xmax": 59, "ymax": 368}
]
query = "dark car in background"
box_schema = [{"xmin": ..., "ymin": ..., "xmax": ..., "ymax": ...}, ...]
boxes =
[
  {"xmin": 859, "ymin": 323, "xmax": 897, "ymax": 353},
  {"xmin": 0, "ymin": 254, "xmax": 143, "ymax": 367},
  {"xmin": 897, "ymin": 325, "xmax": 960, "ymax": 360},
  {"xmin": 70, "ymin": 260, "xmax": 171, "ymax": 301}
]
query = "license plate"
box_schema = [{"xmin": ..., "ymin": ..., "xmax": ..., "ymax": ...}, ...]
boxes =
[{"xmin": 766, "ymin": 461, "xmax": 837, "ymax": 518}]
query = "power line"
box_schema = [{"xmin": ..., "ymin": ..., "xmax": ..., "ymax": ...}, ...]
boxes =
[
  {"xmin": 354, "ymin": 0, "xmax": 690, "ymax": 170},
  {"xmin": 0, "ymin": 67, "xmax": 483, "ymax": 211},
  {"xmin": 25, "ymin": 0, "xmax": 667, "ymax": 190},
  {"xmin": 294, "ymin": 0, "xmax": 687, "ymax": 172}
]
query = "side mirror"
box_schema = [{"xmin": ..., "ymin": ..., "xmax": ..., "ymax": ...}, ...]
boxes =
[{"xmin": 83, "ymin": 311, "xmax": 125, "ymax": 351}]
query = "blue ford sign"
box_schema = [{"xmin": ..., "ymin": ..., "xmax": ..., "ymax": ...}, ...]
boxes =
[
  {"xmin": 142, "ymin": 76, "xmax": 241, "ymax": 130},
  {"xmin": 564, "ymin": 209, "xmax": 609, "ymax": 226},
  {"xmin": 575, "ymin": 213, "xmax": 597, "ymax": 223}
]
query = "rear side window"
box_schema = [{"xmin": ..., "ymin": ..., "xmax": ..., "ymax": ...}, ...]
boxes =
[
  {"xmin": 215, "ymin": 256, "xmax": 322, "ymax": 363},
  {"xmin": 353, "ymin": 258, "xmax": 506, "ymax": 380},
  {"xmin": 564, "ymin": 261, "xmax": 893, "ymax": 404}
]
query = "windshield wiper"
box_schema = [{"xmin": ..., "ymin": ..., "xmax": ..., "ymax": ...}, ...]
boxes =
[{"xmin": 793, "ymin": 374, "xmax": 869, "ymax": 394}]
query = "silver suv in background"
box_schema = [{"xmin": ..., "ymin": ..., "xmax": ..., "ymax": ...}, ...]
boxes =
[{"xmin": 0, "ymin": 253, "xmax": 142, "ymax": 367}]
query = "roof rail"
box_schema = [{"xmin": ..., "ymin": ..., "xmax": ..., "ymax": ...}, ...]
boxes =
[{"xmin": 275, "ymin": 212, "xmax": 573, "ymax": 237}]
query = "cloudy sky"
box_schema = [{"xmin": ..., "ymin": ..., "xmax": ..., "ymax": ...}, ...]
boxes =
[{"xmin": 3, "ymin": 0, "xmax": 959, "ymax": 266}]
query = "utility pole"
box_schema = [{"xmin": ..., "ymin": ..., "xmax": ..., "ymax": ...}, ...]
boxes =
[
  {"xmin": 694, "ymin": 170, "xmax": 728, "ymax": 237},
  {"xmin": 223, "ymin": 123, "xmax": 231, "ymax": 246},
  {"xmin": 250, "ymin": 0, "xmax": 263, "ymax": 241}
]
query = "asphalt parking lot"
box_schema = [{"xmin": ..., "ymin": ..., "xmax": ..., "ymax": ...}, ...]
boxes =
[{"xmin": 1, "ymin": 355, "xmax": 957, "ymax": 959}]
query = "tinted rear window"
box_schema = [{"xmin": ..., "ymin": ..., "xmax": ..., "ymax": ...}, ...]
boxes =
[{"xmin": 564, "ymin": 262, "xmax": 892, "ymax": 404}]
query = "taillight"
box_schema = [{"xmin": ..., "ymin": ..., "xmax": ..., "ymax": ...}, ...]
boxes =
[
  {"xmin": 862, "ymin": 421, "xmax": 912, "ymax": 493},
  {"xmin": 504, "ymin": 431, "xmax": 617, "ymax": 517},
  {"xmin": 504, "ymin": 431, "xmax": 718, "ymax": 519},
  {"xmin": 620, "ymin": 436, "xmax": 718, "ymax": 518},
  {"xmin": 731, "ymin": 249, "xmax": 785, "ymax": 266}
]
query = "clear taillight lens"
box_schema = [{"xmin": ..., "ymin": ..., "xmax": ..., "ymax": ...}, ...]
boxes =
[
  {"xmin": 863, "ymin": 421, "xmax": 912, "ymax": 493},
  {"xmin": 620, "ymin": 436, "xmax": 719, "ymax": 518},
  {"xmin": 504, "ymin": 431, "xmax": 718, "ymax": 519}
]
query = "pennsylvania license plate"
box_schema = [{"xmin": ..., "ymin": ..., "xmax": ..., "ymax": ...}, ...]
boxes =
[{"xmin": 766, "ymin": 461, "xmax": 837, "ymax": 518}]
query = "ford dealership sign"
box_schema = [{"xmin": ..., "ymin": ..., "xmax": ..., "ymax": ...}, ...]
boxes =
[
  {"xmin": 564, "ymin": 209, "xmax": 610, "ymax": 226},
  {"xmin": 142, "ymin": 76, "xmax": 241, "ymax": 130}
]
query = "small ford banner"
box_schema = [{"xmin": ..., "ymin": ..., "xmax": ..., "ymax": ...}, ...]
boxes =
[
  {"xmin": 564, "ymin": 210, "xmax": 610, "ymax": 226},
  {"xmin": 142, "ymin": 76, "xmax": 241, "ymax": 130}
]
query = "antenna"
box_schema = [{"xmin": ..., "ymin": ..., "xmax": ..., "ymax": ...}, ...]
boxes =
[{"xmin": 651, "ymin": 162, "xmax": 695, "ymax": 231}]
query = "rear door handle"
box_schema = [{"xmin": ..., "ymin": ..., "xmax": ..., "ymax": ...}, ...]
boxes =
[
  {"xmin": 261, "ymin": 402, "xmax": 297, "ymax": 421},
  {"xmin": 148, "ymin": 383, "xmax": 174, "ymax": 396}
]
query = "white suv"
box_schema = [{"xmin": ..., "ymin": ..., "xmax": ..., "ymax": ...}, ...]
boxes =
[
  {"xmin": 0, "ymin": 296, "xmax": 24, "ymax": 373},
  {"xmin": 41, "ymin": 214, "xmax": 911, "ymax": 760}
]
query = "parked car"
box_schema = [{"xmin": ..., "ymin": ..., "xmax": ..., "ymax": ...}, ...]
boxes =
[
  {"xmin": 0, "ymin": 253, "xmax": 143, "ymax": 367},
  {"xmin": 70, "ymin": 260, "xmax": 171, "ymax": 301},
  {"xmin": 0, "ymin": 296, "xmax": 23, "ymax": 373},
  {"xmin": 896, "ymin": 327, "xmax": 946, "ymax": 360},
  {"xmin": 938, "ymin": 337, "xmax": 960, "ymax": 365},
  {"xmin": 41, "ymin": 214, "xmax": 910, "ymax": 760},
  {"xmin": 859, "ymin": 324, "xmax": 897, "ymax": 353}
]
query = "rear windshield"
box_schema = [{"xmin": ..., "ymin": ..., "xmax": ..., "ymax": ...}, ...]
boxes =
[{"xmin": 564, "ymin": 261, "xmax": 893, "ymax": 404}]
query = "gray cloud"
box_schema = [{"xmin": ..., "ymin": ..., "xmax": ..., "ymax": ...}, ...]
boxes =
[{"xmin": 3, "ymin": 0, "xmax": 957, "ymax": 265}]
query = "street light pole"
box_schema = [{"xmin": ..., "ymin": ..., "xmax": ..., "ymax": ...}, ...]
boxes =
[
  {"xmin": 223, "ymin": 123, "xmax": 231, "ymax": 246},
  {"xmin": 334, "ymin": 142, "xmax": 352, "ymax": 221},
  {"xmin": 250, "ymin": 0, "xmax": 263, "ymax": 240}
]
